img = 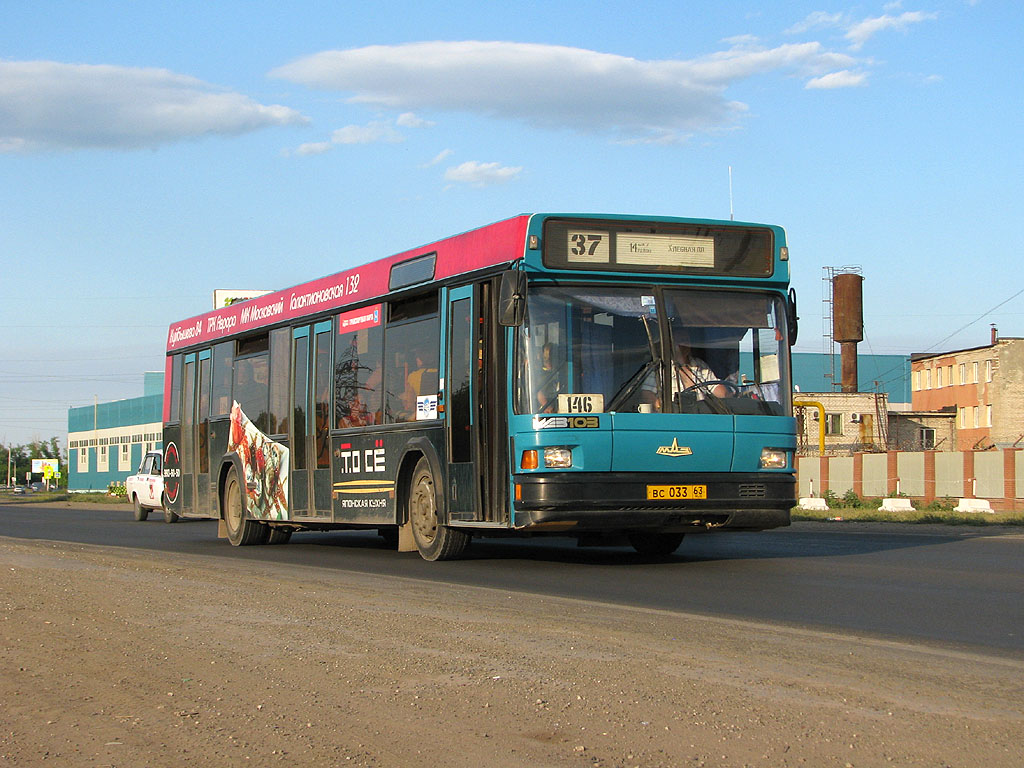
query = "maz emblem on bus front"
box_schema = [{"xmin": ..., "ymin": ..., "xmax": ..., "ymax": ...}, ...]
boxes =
[{"xmin": 656, "ymin": 438, "xmax": 693, "ymax": 457}]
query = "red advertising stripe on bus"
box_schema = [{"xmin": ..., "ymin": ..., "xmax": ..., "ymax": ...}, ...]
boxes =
[{"xmin": 166, "ymin": 215, "xmax": 529, "ymax": 352}]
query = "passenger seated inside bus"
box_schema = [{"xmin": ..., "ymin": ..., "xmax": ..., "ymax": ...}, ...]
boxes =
[{"xmin": 401, "ymin": 352, "xmax": 438, "ymax": 420}]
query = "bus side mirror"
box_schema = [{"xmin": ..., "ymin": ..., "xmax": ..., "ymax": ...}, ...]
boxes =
[
  {"xmin": 498, "ymin": 270, "xmax": 527, "ymax": 327},
  {"xmin": 787, "ymin": 288, "xmax": 799, "ymax": 346}
]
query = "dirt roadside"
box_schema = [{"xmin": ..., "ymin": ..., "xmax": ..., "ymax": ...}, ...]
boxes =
[{"xmin": 1, "ymin": 536, "xmax": 1021, "ymax": 767}]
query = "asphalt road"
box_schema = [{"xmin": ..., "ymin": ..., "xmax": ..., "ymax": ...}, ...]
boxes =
[{"xmin": 2, "ymin": 501, "xmax": 1022, "ymax": 656}]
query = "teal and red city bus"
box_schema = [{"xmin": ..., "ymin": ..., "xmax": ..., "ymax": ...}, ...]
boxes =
[{"xmin": 162, "ymin": 214, "xmax": 798, "ymax": 560}]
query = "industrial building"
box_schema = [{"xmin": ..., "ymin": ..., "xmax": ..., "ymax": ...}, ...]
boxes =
[{"xmin": 67, "ymin": 372, "xmax": 164, "ymax": 492}]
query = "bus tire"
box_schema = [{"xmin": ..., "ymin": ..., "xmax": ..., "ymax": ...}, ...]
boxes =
[
  {"xmin": 628, "ymin": 531, "xmax": 685, "ymax": 556},
  {"xmin": 266, "ymin": 525, "xmax": 292, "ymax": 544},
  {"xmin": 408, "ymin": 457, "xmax": 469, "ymax": 561},
  {"xmin": 223, "ymin": 469, "xmax": 267, "ymax": 546},
  {"xmin": 163, "ymin": 496, "xmax": 179, "ymax": 524},
  {"xmin": 132, "ymin": 496, "xmax": 149, "ymax": 522}
]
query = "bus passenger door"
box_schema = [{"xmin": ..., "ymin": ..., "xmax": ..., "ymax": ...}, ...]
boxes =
[
  {"xmin": 180, "ymin": 350, "xmax": 211, "ymax": 517},
  {"xmin": 291, "ymin": 322, "xmax": 333, "ymax": 519},
  {"xmin": 195, "ymin": 349, "xmax": 212, "ymax": 514},
  {"xmin": 180, "ymin": 353, "xmax": 196, "ymax": 515},
  {"xmin": 444, "ymin": 285, "xmax": 488, "ymax": 522}
]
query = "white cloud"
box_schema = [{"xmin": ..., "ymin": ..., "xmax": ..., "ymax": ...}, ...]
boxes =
[
  {"xmin": 444, "ymin": 160, "xmax": 522, "ymax": 187},
  {"xmin": 0, "ymin": 60, "xmax": 306, "ymax": 152},
  {"xmin": 294, "ymin": 141, "xmax": 333, "ymax": 156},
  {"xmin": 271, "ymin": 40, "xmax": 857, "ymax": 142},
  {"xmin": 805, "ymin": 70, "xmax": 868, "ymax": 89},
  {"xmin": 285, "ymin": 117, "xmax": 409, "ymax": 156},
  {"xmin": 785, "ymin": 11, "xmax": 846, "ymax": 35},
  {"xmin": 421, "ymin": 148, "xmax": 453, "ymax": 167},
  {"xmin": 845, "ymin": 11, "xmax": 938, "ymax": 50},
  {"xmin": 396, "ymin": 112, "xmax": 435, "ymax": 128},
  {"xmin": 330, "ymin": 121, "xmax": 404, "ymax": 144}
]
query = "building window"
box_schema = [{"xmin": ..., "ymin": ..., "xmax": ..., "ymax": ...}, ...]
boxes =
[
  {"xmin": 972, "ymin": 361, "xmax": 979, "ymax": 383},
  {"xmin": 947, "ymin": 365, "xmax": 953, "ymax": 386},
  {"xmin": 936, "ymin": 367, "xmax": 943, "ymax": 388},
  {"xmin": 925, "ymin": 369, "xmax": 932, "ymax": 389},
  {"xmin": 77, "ymin": 448, "xmax": 89, "ymax": 472},
  {"xmin": 920, "ymin": 428, "xmax": 935, "ymax": 450},
  {"xmin": 118, "ymin": 442, "xmax": 131, "ymax": 473},
  {"xmin": 959, "ymin": 407, "xmax": 967, "ymax": 428},
  {"xmin": 973, "ymin": 406, "xmax": 980, "ymax": 428},
  {"xmin": 958, "ymin": 363, "xmax": 966, "ymax": 385},
  {"xmin": 986, "ymin": 405, "xmax": 992, "ymax": 427},
  {"xmin": 98, "ymin": 445, "xmax": 109, "ymax": 472},
  {"xmin": 825, "ymin": 413, "xmax": 843, "ymax": 436},
  {"xmin": 986, "ymin": 360, "xmax": 993, "ymax": 382},
  {"xmin": 912, "ymin": 370, "xmax": 920, "ymax": 391}
]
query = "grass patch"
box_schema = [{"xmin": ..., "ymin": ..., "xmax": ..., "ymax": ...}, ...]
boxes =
[
  {"xmin": 793, "ymin": 506, "xmax": 1024, "ymax": 526},
  {"xmin": 67, "ymin": 492, "xmax": 129, "ymax": 504},
  {"xmin": 0, "ymin": 490, "xmax": 69, "ymax": 504},
  {"xmin": 793, "ymin": 489, "xmax": 1024, "ymax": 525},
  {"xmin": 0, "ymin": 490, "xmax": 127, "ymax": 505}
]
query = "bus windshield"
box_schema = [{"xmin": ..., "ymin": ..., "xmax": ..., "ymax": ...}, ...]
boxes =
[{"xmin": 516, "ymin": 285, "xmax": 789, "ymax": 416}]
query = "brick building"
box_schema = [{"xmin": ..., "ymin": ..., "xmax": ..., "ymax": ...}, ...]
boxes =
[
  {"xmin": 795, "ymin": 390, "xmax": 890, "ymax": 455},
  {"xmin": 910, "ymin": 334, "xmax": 1024, "ymax": 450}
]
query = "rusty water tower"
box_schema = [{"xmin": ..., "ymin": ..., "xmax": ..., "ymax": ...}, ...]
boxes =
[{"xmin": 832, "ymin": 272, "xmax": 864, "ymax": 392}]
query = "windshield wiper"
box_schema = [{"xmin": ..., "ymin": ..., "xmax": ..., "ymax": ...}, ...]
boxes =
[{"xmin": 607, "ymin": 358, "xmax": 659, "ymax": 412}]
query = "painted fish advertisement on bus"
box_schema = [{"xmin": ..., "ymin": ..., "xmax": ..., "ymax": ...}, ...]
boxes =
[{"xmin": 228, "ymin": 401, "xmax": 289, "ymax": 520}]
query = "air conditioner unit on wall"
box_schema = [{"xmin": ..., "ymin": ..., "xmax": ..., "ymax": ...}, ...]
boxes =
[{"xmin": 849, "ymin": 413, "xmax": 861, "ymax": 423}]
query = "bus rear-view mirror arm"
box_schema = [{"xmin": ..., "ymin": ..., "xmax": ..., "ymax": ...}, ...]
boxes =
[
  {"xmin": 787, "ymin": 288, "xmax": 799, "ymax": 346},
  {"xmin": 498, "ymin": 269, "xmax": 527, "ymax": 327}
]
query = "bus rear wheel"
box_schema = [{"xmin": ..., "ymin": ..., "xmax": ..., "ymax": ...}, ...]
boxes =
[
  {"xmin": 408, "ymin": 457, "xmax": 469, "ymax": 561},
  {"xmin": 223, "ymin": 469, "xmax": 267, "ymax": 546},
  {"xmin": 163, "ymin": 496, "xmax": 179, "ymax": 524},
  {"xmin": 628, "ymin": 531, "xmax": 685, "ymax": 556},
  {"xmin": 265, "ymin": 525, "xmax": 292, "ymax": 544}
]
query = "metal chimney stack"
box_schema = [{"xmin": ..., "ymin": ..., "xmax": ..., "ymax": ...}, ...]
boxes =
[{"xmin": 832, "ymin": 273, "xmax": 864, "ymax": 393}]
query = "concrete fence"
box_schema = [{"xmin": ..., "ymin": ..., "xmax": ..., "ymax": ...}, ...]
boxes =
[{"xmin": 796, "ymin": 449, "xmax": 1024, "ymax": 511}]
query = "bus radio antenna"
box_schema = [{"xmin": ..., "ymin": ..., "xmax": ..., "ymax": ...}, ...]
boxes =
[{"xmin": 729, "ymin": 165, "xmax": 735, "ymax": 221}]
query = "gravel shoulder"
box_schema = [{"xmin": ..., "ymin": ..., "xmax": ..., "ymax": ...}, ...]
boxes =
[{"xmin": 1, "ymin": 535, "xmax": 1022, "ymax": 767}]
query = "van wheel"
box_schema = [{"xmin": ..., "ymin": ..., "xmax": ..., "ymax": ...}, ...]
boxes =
[
  {"xmin": 223, "ymin": 469, "xmax": 267, "ymax": 546},
  {"xmin": 132, "ymin": 496, "xmax": 149, "ymax": 522},
  {"xmin": 408, "ymin": 458, "xmax": 469, "ymax": 561},
  {"xmin": 628, "ymin": 531, "xmax": 685, "ymax": 556}
]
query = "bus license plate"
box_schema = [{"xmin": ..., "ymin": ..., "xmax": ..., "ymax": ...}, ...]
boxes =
[{"xmin": 647, "ymin": 485, "xmax": 707, "ymax": 500}]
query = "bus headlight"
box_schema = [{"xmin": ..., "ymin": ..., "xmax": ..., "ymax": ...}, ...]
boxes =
[
  {"xmin": 760, "ymin": 448, "xmax": 788, "ymax": 469},
  {"xmin": 544, "ymin": 447, "xmax": 573, "ymax": 468}
]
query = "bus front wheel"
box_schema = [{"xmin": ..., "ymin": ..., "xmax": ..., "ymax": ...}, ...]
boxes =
[
  {"xmin": 223, "ymin": 469, "xmax": 267, "ymax": 546},
  {"xmin": 408, "ymin": 457, "xmax": 469, "ymax": 561},
  {"xmin": 628, "ymin": 531, "xmax": 685, "ymax": 556}
]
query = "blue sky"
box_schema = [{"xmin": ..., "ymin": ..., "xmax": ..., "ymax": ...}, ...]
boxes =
[{"xmin": 1, "ymin": 0, "xmax": 1020, "ymax": 445}]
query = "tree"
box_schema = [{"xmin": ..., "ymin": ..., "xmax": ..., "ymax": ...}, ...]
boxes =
[{"xmin": 1, "ymin": 437, "xmax": 67, "ymax": 487}]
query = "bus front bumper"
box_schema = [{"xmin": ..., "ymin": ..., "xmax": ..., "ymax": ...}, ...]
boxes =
[{"xmin": 512, "ymin": 472, "xmax": 794, "ymax": 532}]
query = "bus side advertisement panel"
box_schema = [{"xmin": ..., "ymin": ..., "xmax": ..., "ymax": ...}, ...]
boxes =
[{"xmin": 331, "ymin": 428, "xmax": 446, "ymax": 525}]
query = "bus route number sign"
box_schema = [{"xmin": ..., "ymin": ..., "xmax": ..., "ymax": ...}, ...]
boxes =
[
  {"xmin": 566, "ymin": 230, "xmax": 609, "ymax": 264},
  {"xmin": 557, "ymin": 394, "xmax": 604, "ymax": 414}
]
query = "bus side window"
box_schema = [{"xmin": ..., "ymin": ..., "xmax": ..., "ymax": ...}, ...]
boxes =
[
  {"xmin": 384, "ymin": 294, "xmax": 439, "ymax": 423},
  {"xmin": 335, "ymin": 321, "xmax": 384, "ymax": 429},
  {"xmin": 211, "ymin": 341, "xmax": 234, "ymax": 418}
]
